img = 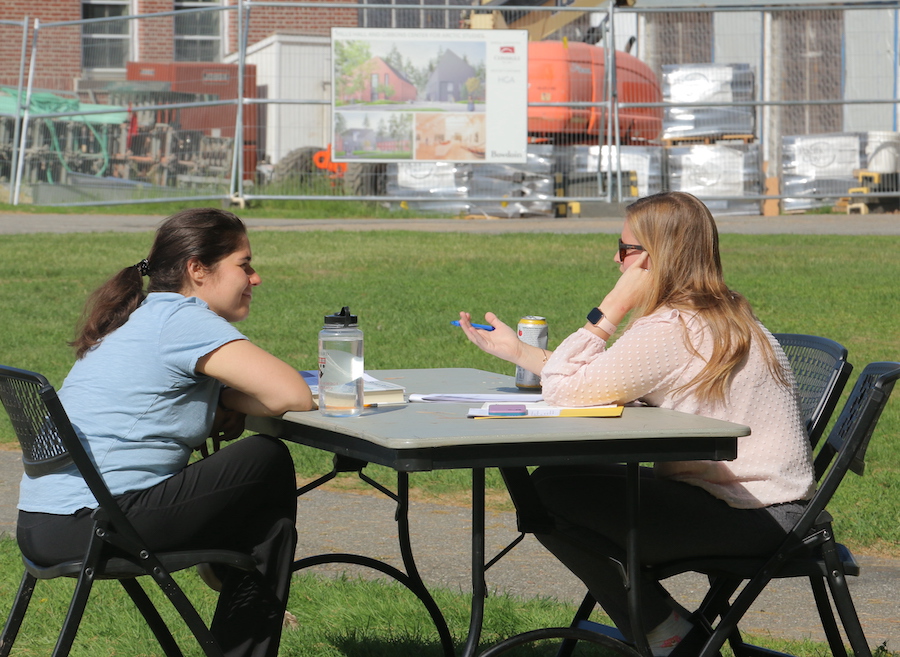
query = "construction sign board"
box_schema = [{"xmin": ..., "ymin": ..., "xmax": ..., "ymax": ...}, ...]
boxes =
[{"xmin": 332, "ymin": 27, "xmax": 528, "ymax": 163}]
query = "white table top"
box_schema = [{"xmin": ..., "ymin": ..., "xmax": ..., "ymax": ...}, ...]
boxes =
[{"xmin": 248, "ymin": 368, "xmax": 748, "ymax": 470}]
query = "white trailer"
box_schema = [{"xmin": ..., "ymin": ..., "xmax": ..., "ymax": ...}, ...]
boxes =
[{"xmin": 228, "ymin": 33, "xmax": 332, "ymax": 166}]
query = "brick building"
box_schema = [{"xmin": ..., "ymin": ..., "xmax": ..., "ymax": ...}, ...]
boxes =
[{"xmin": 0, "ymin": 0, "xmax": 359, "ymax": 93}]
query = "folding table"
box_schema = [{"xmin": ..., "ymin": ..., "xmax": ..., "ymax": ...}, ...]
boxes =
[{"xmin": 247, "ymin": 367, "xmax": 747, "ymax": 657}]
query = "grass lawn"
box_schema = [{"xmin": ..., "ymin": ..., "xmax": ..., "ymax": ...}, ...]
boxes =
[
  {"xmin": 0, "ymin": 227, "xmax": 898, "ymax": 656},
  {"xmin": 0, "ymin": 536, "xmax": 892, "ymax": 657},
  {"xmin": 0, "ymin": 229, "xmax": 898, "ymax": 554}
]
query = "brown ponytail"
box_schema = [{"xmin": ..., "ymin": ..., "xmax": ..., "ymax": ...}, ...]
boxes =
[
  {"xmin": 70, "ymin": 266, "xmax": 146, "ymax": 358},
  {"xmin": 70, "ymin": 208, "xmax": 248, "ymax": 358}
]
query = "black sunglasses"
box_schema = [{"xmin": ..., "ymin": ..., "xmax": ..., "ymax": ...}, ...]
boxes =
[{"xmin": 618, "ymin": 238, "xmax": 645, "ymax": 262}]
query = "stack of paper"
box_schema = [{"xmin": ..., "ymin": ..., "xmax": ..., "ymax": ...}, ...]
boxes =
[
  {"xmin": 408, "ymin": 393, "xmax": 543, "ymax": 403},
  {"xmin": 467, "ymin": 401, "xmax": 623, "ymax": 419}
]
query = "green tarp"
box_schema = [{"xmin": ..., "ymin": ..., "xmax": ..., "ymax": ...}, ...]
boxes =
[{"xmin": 0, "ymin": 87, "xmax": 127, "ymax": 124}]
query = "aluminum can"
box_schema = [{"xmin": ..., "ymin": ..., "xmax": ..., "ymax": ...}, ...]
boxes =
[{"xmin": 516, "ymin": 316, "xmax": 549, "ymax": 389}]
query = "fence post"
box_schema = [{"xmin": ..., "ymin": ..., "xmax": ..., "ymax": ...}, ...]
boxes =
[
  {"xmin": 230, "ymin": 0, "xmax": 248, "ymax": 205},
  {"xmin": 8, "ymin": 17, "xmax": 29, "ymax": 205},
  {"xmin": 13, "ymin": 18, "xmax": 39, "ymax": 207},
  {"xmin": 609, "ymin": 2, "xmax": 624, "ymax": 201}
]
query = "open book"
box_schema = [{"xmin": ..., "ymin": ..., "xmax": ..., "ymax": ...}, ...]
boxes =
[
  {"xmin": 299, "ymin": 370, "xmax": 407, "ymax": 405},
  {"xmin": 467, "ymin": 401, "xmax": 623, "ymax": 419}
]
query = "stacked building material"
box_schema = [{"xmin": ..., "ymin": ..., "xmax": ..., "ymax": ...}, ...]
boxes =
[
  {"xmin": 569, "ymin": 145, "xmax": 665, "ymax": 199},
  {"xmin": 662, "ymin": 63, "xmax": 755, "ymax": 140},
  {"xmin": 666, "ymin": 142, "xmax": 761, "ymax": 215},
  {"xmin": 384, "ymin": 145, "xmax": 555, "ymax": 217},
  {"xmin": 782, "ymin": 133, "xmax": 863, "ymax": 212}
]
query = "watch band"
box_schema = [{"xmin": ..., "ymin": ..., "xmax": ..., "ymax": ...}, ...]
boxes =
[{"xmin": 587, "ymin": 307, "xmax": 618, "ymax": 335}]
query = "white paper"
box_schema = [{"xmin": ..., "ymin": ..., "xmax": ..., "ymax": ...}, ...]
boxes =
[
  {"xmin": 468, "ymin": 401, "xmax": 617, "ymax": 417},
  {"xmin": 408, "ymin": 393, "xmax": 543, "ymax": 403}
]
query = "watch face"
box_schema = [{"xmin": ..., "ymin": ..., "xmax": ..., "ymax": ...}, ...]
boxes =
[{"xmin": 587, "ymin": 307, "xmax": 603, "ymax": 324}]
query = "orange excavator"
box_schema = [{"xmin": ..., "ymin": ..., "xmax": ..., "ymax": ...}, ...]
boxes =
[
  {"xmin": 469, "ymin": 0, "xmax": 661, "ymax": 145},
  {"xmin": 527, "ymin": 39, "xmax": 662, "ymax": 145}
]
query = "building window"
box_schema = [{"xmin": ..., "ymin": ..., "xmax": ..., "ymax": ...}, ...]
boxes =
[
  {"xmin": 359, "ymin": 0, "xmax": 467, "ymax": 30},
  {"xmin": 82, "ymin": 0, "xmax": 131, "ymax": 70},
  {"xmin": 174, "ymin": 0, "xmax": 223, "ymax": 62}
]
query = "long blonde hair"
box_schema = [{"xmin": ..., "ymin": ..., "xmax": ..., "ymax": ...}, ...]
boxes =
[{"xmin": 625, "ymin": 191, "xmax": 788, "ymax": 403}]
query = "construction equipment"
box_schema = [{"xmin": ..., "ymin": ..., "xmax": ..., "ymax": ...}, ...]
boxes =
[
  {"xmin": 528, "ymin": 40, "xmax": 662, "ymax": 145},
  {"xmin": 469, "ymin": 0, "xmax": 636, "ymax": 43},
  {"xmin": 846, "ymin": 170, "xmax": 900, "ymax": 214}
]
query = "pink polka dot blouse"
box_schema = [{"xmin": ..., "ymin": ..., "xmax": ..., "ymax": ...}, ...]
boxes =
[{"xmin": 541, "ymin": 308, "xmax": 816, "ymax": 509}]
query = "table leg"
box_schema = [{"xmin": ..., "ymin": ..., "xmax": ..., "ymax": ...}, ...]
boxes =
[
  {"xmin": 626, "ymin": 462, "xmax": 651, "ymax": 657},
  {"xmin": 395, "ymin": 471, "xmax": 456, "ymax": 656},
  {"xmin": 461, "ymin": 467, "xmax": 487, "ymax": 657},
  {"xmin": 291, "ymin": 465, "xmax": 455, "ymax": 657}
]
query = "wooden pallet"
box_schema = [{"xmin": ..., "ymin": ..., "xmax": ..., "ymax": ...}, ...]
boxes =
[
  {"xmin": 833, "ymin": 196, "xmax": 851, "ymax": 212},
  {"xmin": 662, "ymin": 134, "xmax": 755, "ymax": 146}
]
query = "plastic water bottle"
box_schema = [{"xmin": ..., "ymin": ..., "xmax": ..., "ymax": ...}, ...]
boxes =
[{"xmin": 317, "ymin": 307, "xmax": 364, "ymax": 417}]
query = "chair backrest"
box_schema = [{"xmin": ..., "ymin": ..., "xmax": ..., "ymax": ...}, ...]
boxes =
[
  {"xmin": 774, "ymin": 333, "xmax": 853, "ymax": 448},
  {"xmin": 794, "ymin": 361, "xmax": 900, "ymax": 541},
  {"xmin": 0, "ymin": 366, "xmax": 75, "ymax": 477},
  {"xmin": 0, "ymin": 364, "xmax": 142, "ymax": 543}
]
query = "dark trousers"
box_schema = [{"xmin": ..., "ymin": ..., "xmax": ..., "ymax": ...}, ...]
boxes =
[
  {"xmin": 531, "ymin": 464, "xmax": 803, "ymax": 640},
  {"xmin": 17, "ymin": 434, "xmax": 298, "ymax": 657}
]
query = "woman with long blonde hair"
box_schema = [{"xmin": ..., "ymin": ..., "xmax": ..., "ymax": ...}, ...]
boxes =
[{"xmin": 458, "ymin": 192, "xmax": 814, "ymax": 656}]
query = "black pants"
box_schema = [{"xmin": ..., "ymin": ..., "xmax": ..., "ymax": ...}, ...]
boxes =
[
  {"xmin": 17, "ymin": 434, "xmax": 298, "ymax": 657},
  {"xmin": 531, "ymin": 464, "xmax": 804, "ymax": 640}
]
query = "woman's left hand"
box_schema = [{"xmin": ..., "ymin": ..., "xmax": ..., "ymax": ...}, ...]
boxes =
[
  {"xmin": 210, "ymin": 406, "xmax": 246, "ymax": 443},
  {"xmin": 602, "ymin": 251, "xmax": 654, "ymax": 321}
]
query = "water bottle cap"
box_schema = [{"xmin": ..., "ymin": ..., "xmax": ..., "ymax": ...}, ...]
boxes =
[{"xmin": 323, "ymin": 306, "xmax": 358, "ymax": 327}]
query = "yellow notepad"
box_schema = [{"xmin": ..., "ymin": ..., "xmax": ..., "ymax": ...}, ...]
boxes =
[{"xmin": 468, "ymin": 402, "xmax": 623, "ymax": 419}]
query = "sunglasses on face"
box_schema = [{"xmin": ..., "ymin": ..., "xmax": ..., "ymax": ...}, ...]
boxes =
[{"xmin": 618, "ymin": 238, "xmax": 645, "ymax": 263}]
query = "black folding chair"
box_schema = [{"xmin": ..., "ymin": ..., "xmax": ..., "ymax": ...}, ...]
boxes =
[
  {"xmin": 0, "ymin": 365, "xmax": 258, "ymax": 657},
  {"xmin": 545, "ymin": 333, "xmax": 854, "ymax": 655},
  {"xmin": 773, "ymin": 333, "xmax": 853, "ymax": 448},
  {"xmin": 488, "ymin": 362, "xmax": 898, "ymax": 657},
  {"xmin": 652, "ymin": 361, "xmax": 900, "ymax": 657}
]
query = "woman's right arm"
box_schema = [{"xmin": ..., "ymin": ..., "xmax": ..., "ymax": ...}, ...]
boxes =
[
  {"xmin": 197, "ymin": 340, "xmax": 315, "ymax": 416},
  {"xmin": 457, "ymin": 311, "xmax": 549, "ymax": 375}
]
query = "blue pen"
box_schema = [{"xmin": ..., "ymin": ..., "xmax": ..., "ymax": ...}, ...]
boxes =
[{"xmin": 451, "ymin": 320, "xmax": 495, "ymax": 331}]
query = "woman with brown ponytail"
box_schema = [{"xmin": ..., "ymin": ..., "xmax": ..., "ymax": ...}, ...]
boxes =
[
  {"xmin": 458, "ymin": 192, "xmax": 814, "ymax": 656},
  {"xmin": 17, "ymin": 208, "xmax": 314, "ymax": 657}
]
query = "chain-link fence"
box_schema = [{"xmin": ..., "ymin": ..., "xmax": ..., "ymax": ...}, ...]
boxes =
[{"xmin": 2, "ymin": 1, "xmax": 899, "ymax": 216}]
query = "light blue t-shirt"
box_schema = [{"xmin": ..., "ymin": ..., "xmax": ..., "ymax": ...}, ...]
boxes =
[{"xmin": 18, "ymin": 293, "xmax": 247, "ymax": 514}]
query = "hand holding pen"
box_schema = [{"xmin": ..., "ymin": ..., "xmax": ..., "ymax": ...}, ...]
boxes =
[{"xmin": 455, "ymin": 311, "xmax": 533, "ymax": 367}]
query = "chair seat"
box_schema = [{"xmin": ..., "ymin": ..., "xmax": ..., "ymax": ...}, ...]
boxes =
[
  {"xmin": 653, "ymin": 542, "xmax": 860, "ymax": 582},
  {"xmin": 24, "ymin": 549, "xmax": 258, "ymax": 580}
]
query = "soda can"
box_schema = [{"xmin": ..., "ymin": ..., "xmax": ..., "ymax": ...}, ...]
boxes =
[{"xmin": 516, "ymin": 316, "xmax": 548, "ymax": 389}]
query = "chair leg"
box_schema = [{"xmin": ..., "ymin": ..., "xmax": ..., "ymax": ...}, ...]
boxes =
[
  {"xmin": 555, "ymin": 592, "xmax": 599, "ymax": 657},
  {"xmin": 697, "ymin": 576, "xmax": 750, "ymax": 657},
  {"xmin": 694, "ymin": 576, "xmax": 761, "ymax": 657},
  {"xmin": 119, "ymin": 578, "xmax": 184, "ymax": 657},
  {"xmin": 145, "ymin": 566, "xmax": 223, "ymax": 657},
  {"xmin": 0, "ymin": 571, "xmax": 37, "ymax": 657},
  {"xmin": 809, "ymin": 575, "xmax": 849, "ymax": 657},
  {"xmin": 821, "ymin": 562, "xmax": 872, "ymax": 657},
  {"xmin": 51, "ymin": 568, "xmax": 98, "ymax": 657}
]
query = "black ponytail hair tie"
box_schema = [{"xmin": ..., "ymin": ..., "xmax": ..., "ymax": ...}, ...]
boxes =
[{"xmin": 134, "ymin": 259, "xmax": 150, "ymax": 277}]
